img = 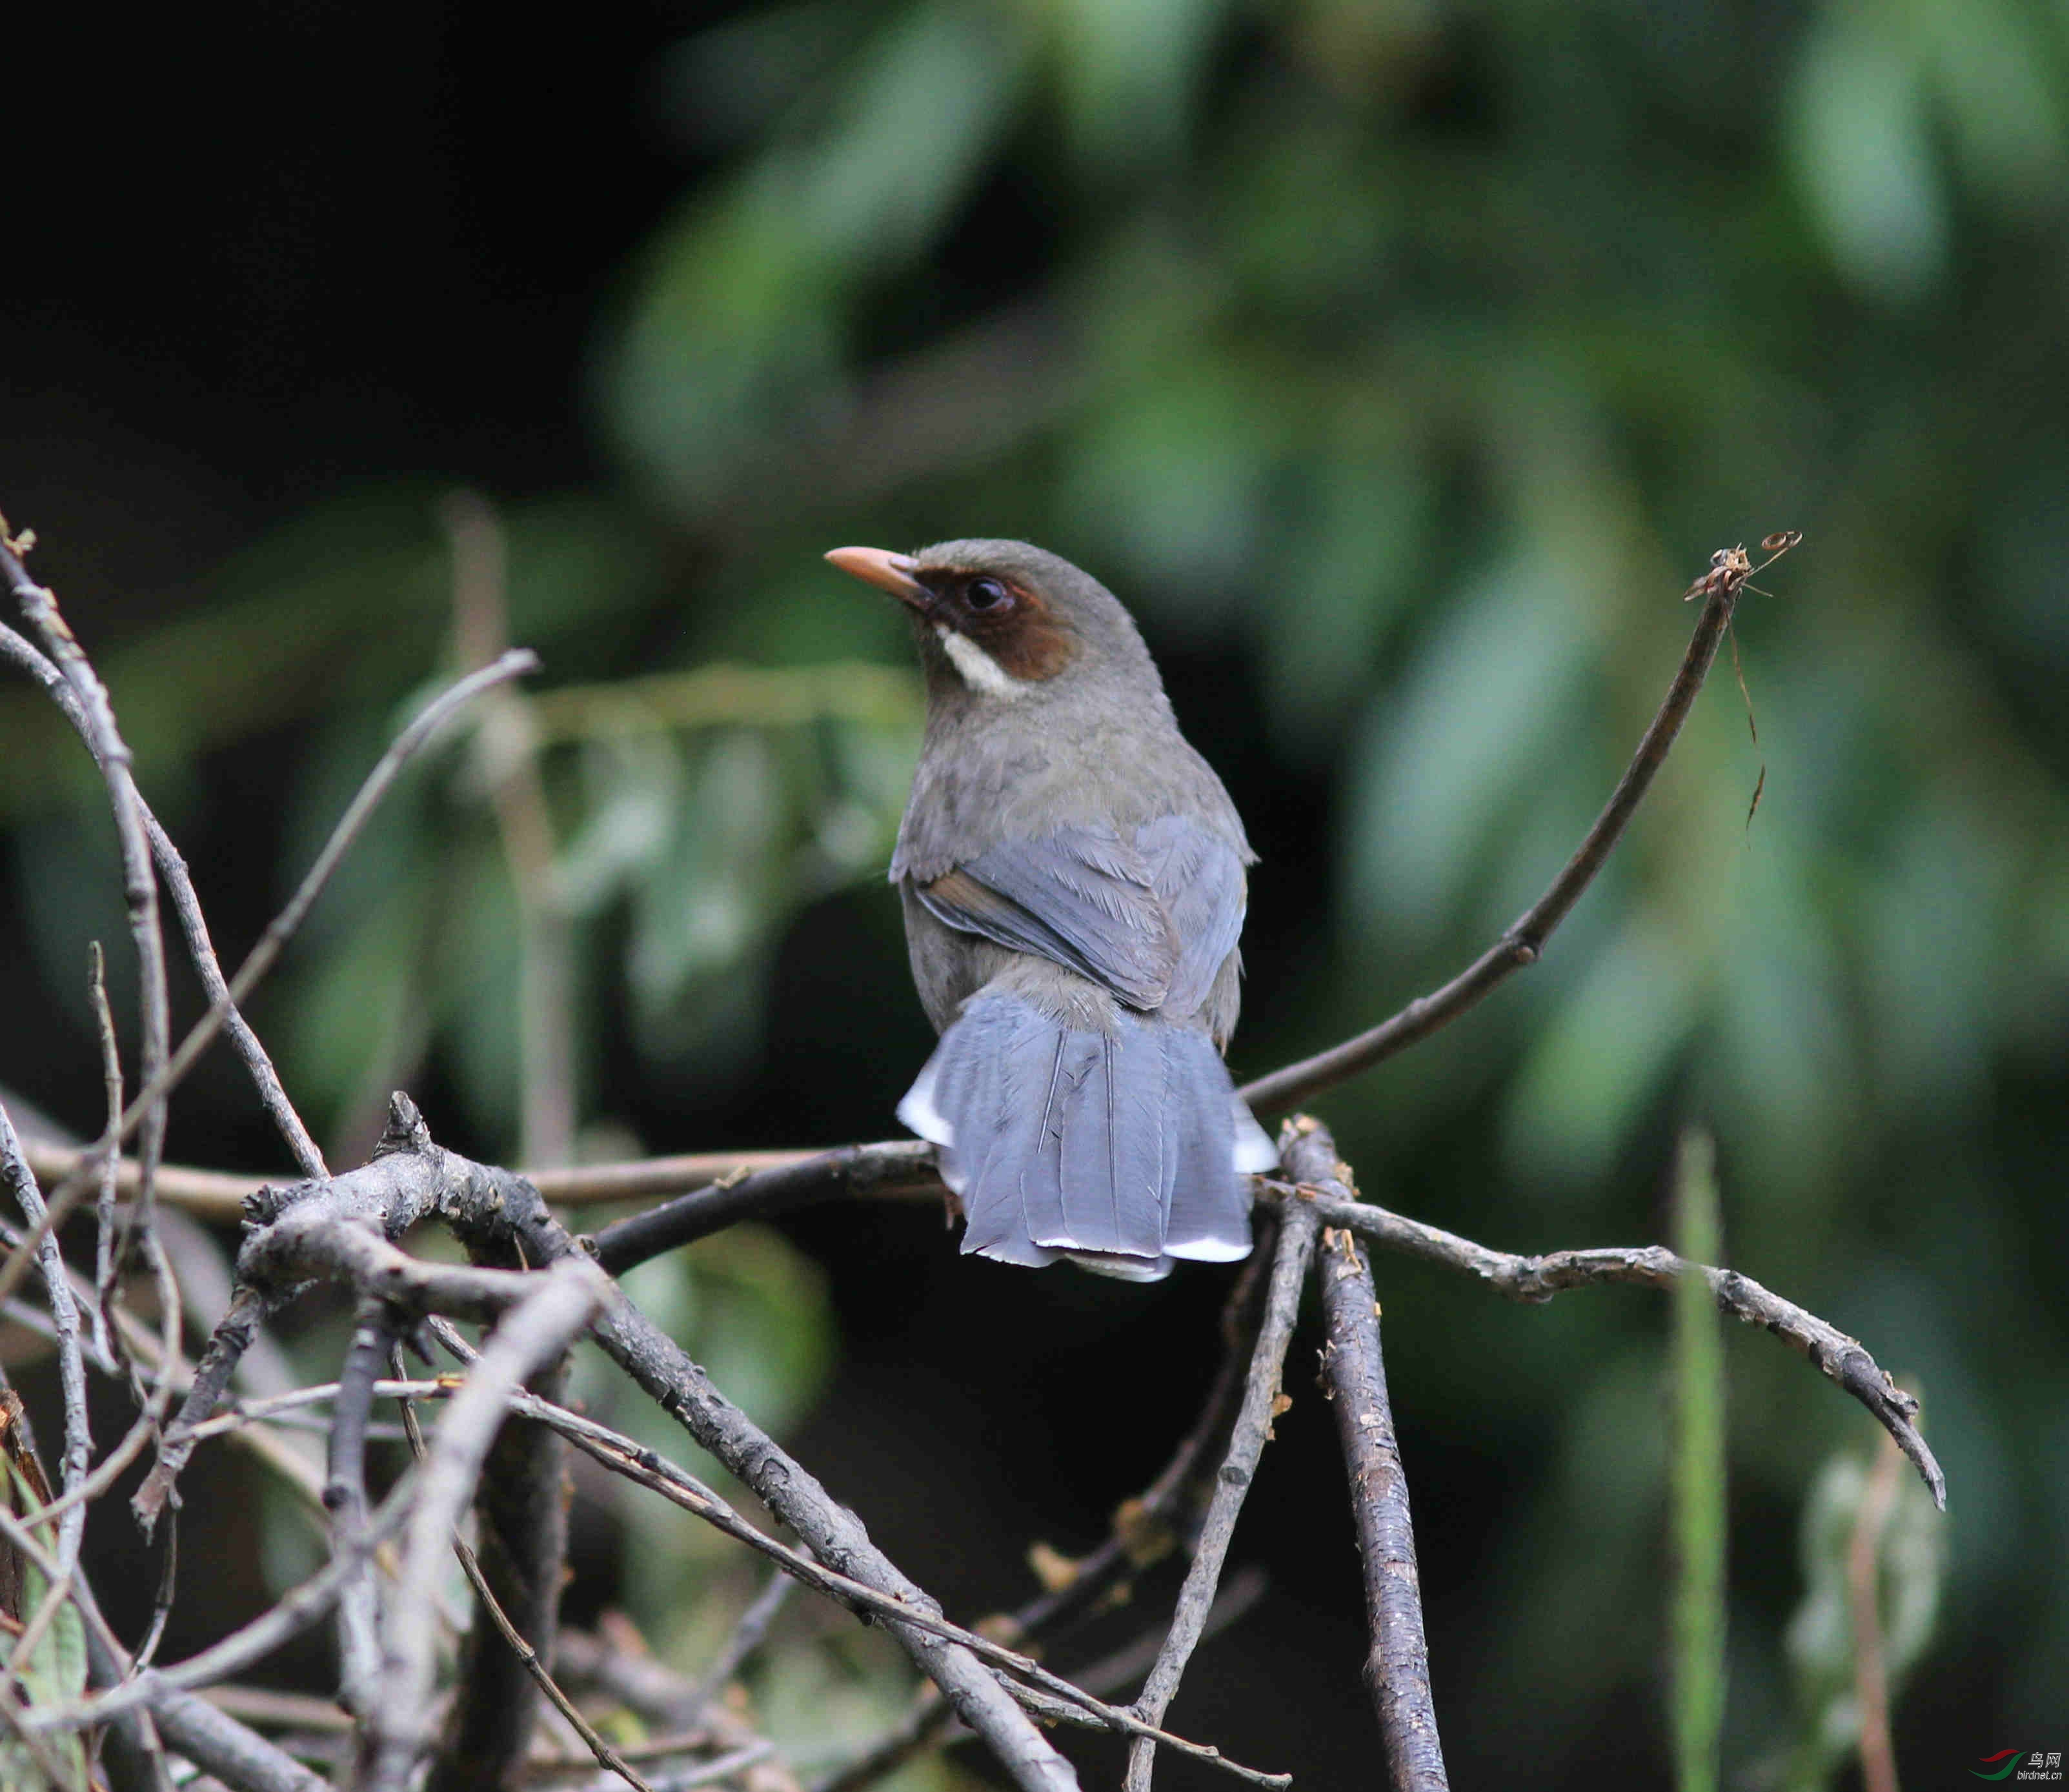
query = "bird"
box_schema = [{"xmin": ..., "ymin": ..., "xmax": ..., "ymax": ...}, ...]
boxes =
[{"xmin": 824, "ymin": 538, "xmax": 1277, "ymax": 1281}]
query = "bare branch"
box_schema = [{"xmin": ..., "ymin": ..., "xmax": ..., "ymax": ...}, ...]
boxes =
[
  {"xmin": 685, "ymin": 1568, "xmax": 794, "ymax": 1716},
  {"xmin": 445, "ymin": 489, "xmax": 578, "ymax": 1170},
  {"xmin": 325, "ymin": 1299, "xmax": 396, "ymax": 1720},
  {"xmin": 1009, "ymin": 1244, "xmax": 1273, "ymax": 1644},
  {"xmin": 30, "ymin": 1496, "xmax": 414, "ymax": 1731},
  {"xmin": 88, "ymin": 941, "xmax": 123, "ymax": 1359},
  {"xmin": 554, "ymin": 1627, "xmax": 805, "ymax": 1792},
  {"xmin": 148, "ymin": 1687, "xmax": 327, "ymax": 1792},
  {"xmin": 1238, "ymin": 538, "xmax": 1795, "ymax": 1118},
  {"xmin": 390, "ymin": 1361, "xmax": 654, "ymax": 1792},
  {"xmin": 1293, "ymin": 1126, "xmax": 1448, "ymax": 1792},
  {"xmin": 419, "ymin": 1173, "xmax": 583, "ymax": 1792},
  {"xmin": 0, "ymin": 616, "xmax": 325, "ymax": 1180},
  {"xmin": 133, "ymin": 1285, "xmax": 276, "ymax": 1532},
  {"xmin": 364, "ymin": 1258, "xmax": 609, "ymax": 1792},
  {"xmin": 587, "ymin": 1140, "xmax": 938, "ymax": 1274},
  {"xmin": 12, "ymin": 1141, "xmax": 940, "ymax": 1224},
  {"xmin": 2, "ymin": 530, "xmax": 173, "ymax": 1247},
  {"xmin": 32, "ymin": 647, "xmax": 539, "ymax": 1223},
  {"xmin": 1256, "ymin": 1182, "xmax": 1946, "ymax": 1507},
  {"xmin": 421, "ymin": 1322, "xmax": 1286, "ymax": 1791},
  {"xmin": 0, "ymin": 1103, "xmax": 94, "ymax": 1615},
  {"xmin": 1122, "ymin": 1125, "xmax": 1324, "ymax": 1791}
]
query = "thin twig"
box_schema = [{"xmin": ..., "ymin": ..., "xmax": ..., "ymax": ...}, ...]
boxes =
[
  {"xmin": 4, "ymin": 1229, "xmax": 185, "ymax": 1683},
  {"xmin": 12, "ymin": 1140, "xmax": 942, "ymax": 1224},
  {"xmin": 1122, "ymin": 1122, "xmax": 1324, "ymax": 1791},
  {"xmin": 365, "ymin": 1258, "xmax": 611, "ymax": 1792},
  {"xmin": 28, "ymin": 1490, "xmax": 416, "ymax": 1731},
  {"xmin": 1238, "ymin": 538, "xmax": 1791, "ymax": 1118},
  {"xmin": 445, "ymin": 490, "xmax": 578, "ymax": 1170},
  {"xmin": 554, "ymin": 1744, "xmax": 775, "ymax": 1792},
  {"xmin": 32, "ymin": 649, "xmax": 540, "ymax": 1227},
  {"xmin": 90, "ymin": 1582, "xmax": 327, "ymax": 1792},
  {"xmin": 1848, "ymin": 1431, "xmax": 1904, "ymax": 1792},
  {"xmin": 0, "ymin": 614, "xmax": 327, "ymax": 1180},
  {"xmin": 552, "ymin": 1627, "xmax": 804, "ymax": 1792},
  {"xmin": 1253, "ymin": 1182, "xmax": 1946, "ymax": 1507},
  {"xmin": 0, "ymin": 1389, "xmax": 173, "ymax": 1792},
  {"xmin": 686, "ymin": 1569, "xmax": 794, "ymax": 1714},
  {"xmin": 0, "ymin": 1103, "xmax": 95, "ymax": 1649},
  {"xmin": 3, "ymin": 530, "xmax": 174, "ymax": 1268},
  {"xmin": 134, "ymin": 1286, "xmax": 277, "ymax": 1532},
  {"xmin": 326, "ymin": 1299, "xmax": 396, "ymax": 1719},
  {"xmin": 1297, "ymin": 1125, "xmax": 1447, "ymax": 1792},
  {"xmin": 88, "ymin": 940, "xmax": 123, "ymax": 1361},
  {"xmin": 1009, "ymin": 1244, "xmax": 1272, "ymax": 1644},
  {"xmin": 391, "ymin": 1347, "xmax": 656, "ymax": 1792},
  {"xmin": 1065, "ymin": 1568, "xmax": 1270, "ymax": 1702},
  {"xmin": 422, "ymin": 1322, "xmax": 1286, "ymax": 1790}
]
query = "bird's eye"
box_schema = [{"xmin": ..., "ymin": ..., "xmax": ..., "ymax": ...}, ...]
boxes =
[{"xmin": 965, "ymin": 576, "xmax": 1010, "ymax": 612}]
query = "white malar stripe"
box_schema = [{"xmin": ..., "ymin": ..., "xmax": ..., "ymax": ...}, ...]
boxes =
[{"xmin": 936, "ymin": 626, "xmax": 1030, "ymax": 700}]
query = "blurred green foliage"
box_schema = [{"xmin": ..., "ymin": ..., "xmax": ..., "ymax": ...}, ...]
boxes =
[
  {"xmin": 1777, "ymin": 1438, "xmax": 1944, "ymax": 1791},
  {"xmin": 5, "ymin": 0, "xmax": 2068, "ymax": 1782}
]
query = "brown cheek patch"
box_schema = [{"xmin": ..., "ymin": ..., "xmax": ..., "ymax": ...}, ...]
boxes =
[{"xmin": 972, "ymin": 584, "xmax": 1078, "ymax": 682}]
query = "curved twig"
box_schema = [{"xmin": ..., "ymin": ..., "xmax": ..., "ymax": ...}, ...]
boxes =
[
  {"xmin": 1238, "ymin": 539, "xmax": 1795, "ymax": 1118},
  {"xmin": 1256, "ymin": 1182, "xmax": 1946, "ymax": 1507},
  {"xmin": 29, "ymin": 647, "xmax": 539, "ymax": 1228},
  {"xmin": 0, "ymin": 618, "xmax": 327, "ymax": 1182},
  {"xmin": 2, "ymin": 535, "xmax": 173, "ymax": 1258}
]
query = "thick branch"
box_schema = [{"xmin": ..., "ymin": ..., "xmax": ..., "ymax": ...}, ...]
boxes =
[
  {"xmin": 1258, "ymin": 1183, "xmax": 1945, "ymax": 1507},
  {"xmin": 1240, "ymin": 540, "xmax": 1786, "ymax": 1117},
  {"xmin": 568, "ymin": 1277, "xmax": 1079, "ymax": 1791},
  {"xmin": 170, "ymin": 1103, "xmax": 1079, "ymax": 1792},
  {"xmin": 1293, "ymin": 1127, "xmax": 1446, "ymax": 1792}
]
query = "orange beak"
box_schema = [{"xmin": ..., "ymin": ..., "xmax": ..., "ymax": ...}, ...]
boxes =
[{"xmin": 825, "ymin": 546, "xmax": 927, "ymax": 609}]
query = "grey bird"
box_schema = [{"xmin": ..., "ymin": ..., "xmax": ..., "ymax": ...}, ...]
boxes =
[{"xmin": 825, "ymin": 538, "xmax": 1277, "ymax": 1280}]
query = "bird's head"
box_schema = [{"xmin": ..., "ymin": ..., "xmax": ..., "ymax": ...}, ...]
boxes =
[{"xmin": 824, "ymin": 538, "xmax": 1162, "ymax": 709}]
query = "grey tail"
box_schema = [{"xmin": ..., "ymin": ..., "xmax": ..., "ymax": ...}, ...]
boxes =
[{"xmin": 897, "ymin": 991, "xmax": 1277, "ymax": 1279}]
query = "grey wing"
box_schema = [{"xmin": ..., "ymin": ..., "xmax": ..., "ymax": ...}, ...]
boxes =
[
  {"xmin": 913, "ymin": 827, "xmax": 1179, "ymax": 1011},
  {"xmin": 1135, "ymin": 814, "xmax": 1247, "ymax": 1023}
]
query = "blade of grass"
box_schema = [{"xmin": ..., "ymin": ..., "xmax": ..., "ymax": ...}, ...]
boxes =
[{"xmin": 1671, "ymin": 1129, "xmax": 1727, "ymax": 1792}]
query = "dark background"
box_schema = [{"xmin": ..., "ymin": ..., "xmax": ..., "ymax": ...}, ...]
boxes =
[{"xmin": 4, "ymin": 1, "xmax": 2065, "ymax": 1786}]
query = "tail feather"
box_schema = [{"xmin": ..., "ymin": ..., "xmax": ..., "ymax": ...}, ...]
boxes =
[{"xmin": 900, "ymin": 990, "xmax": 1273, "ymax": 1276}]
